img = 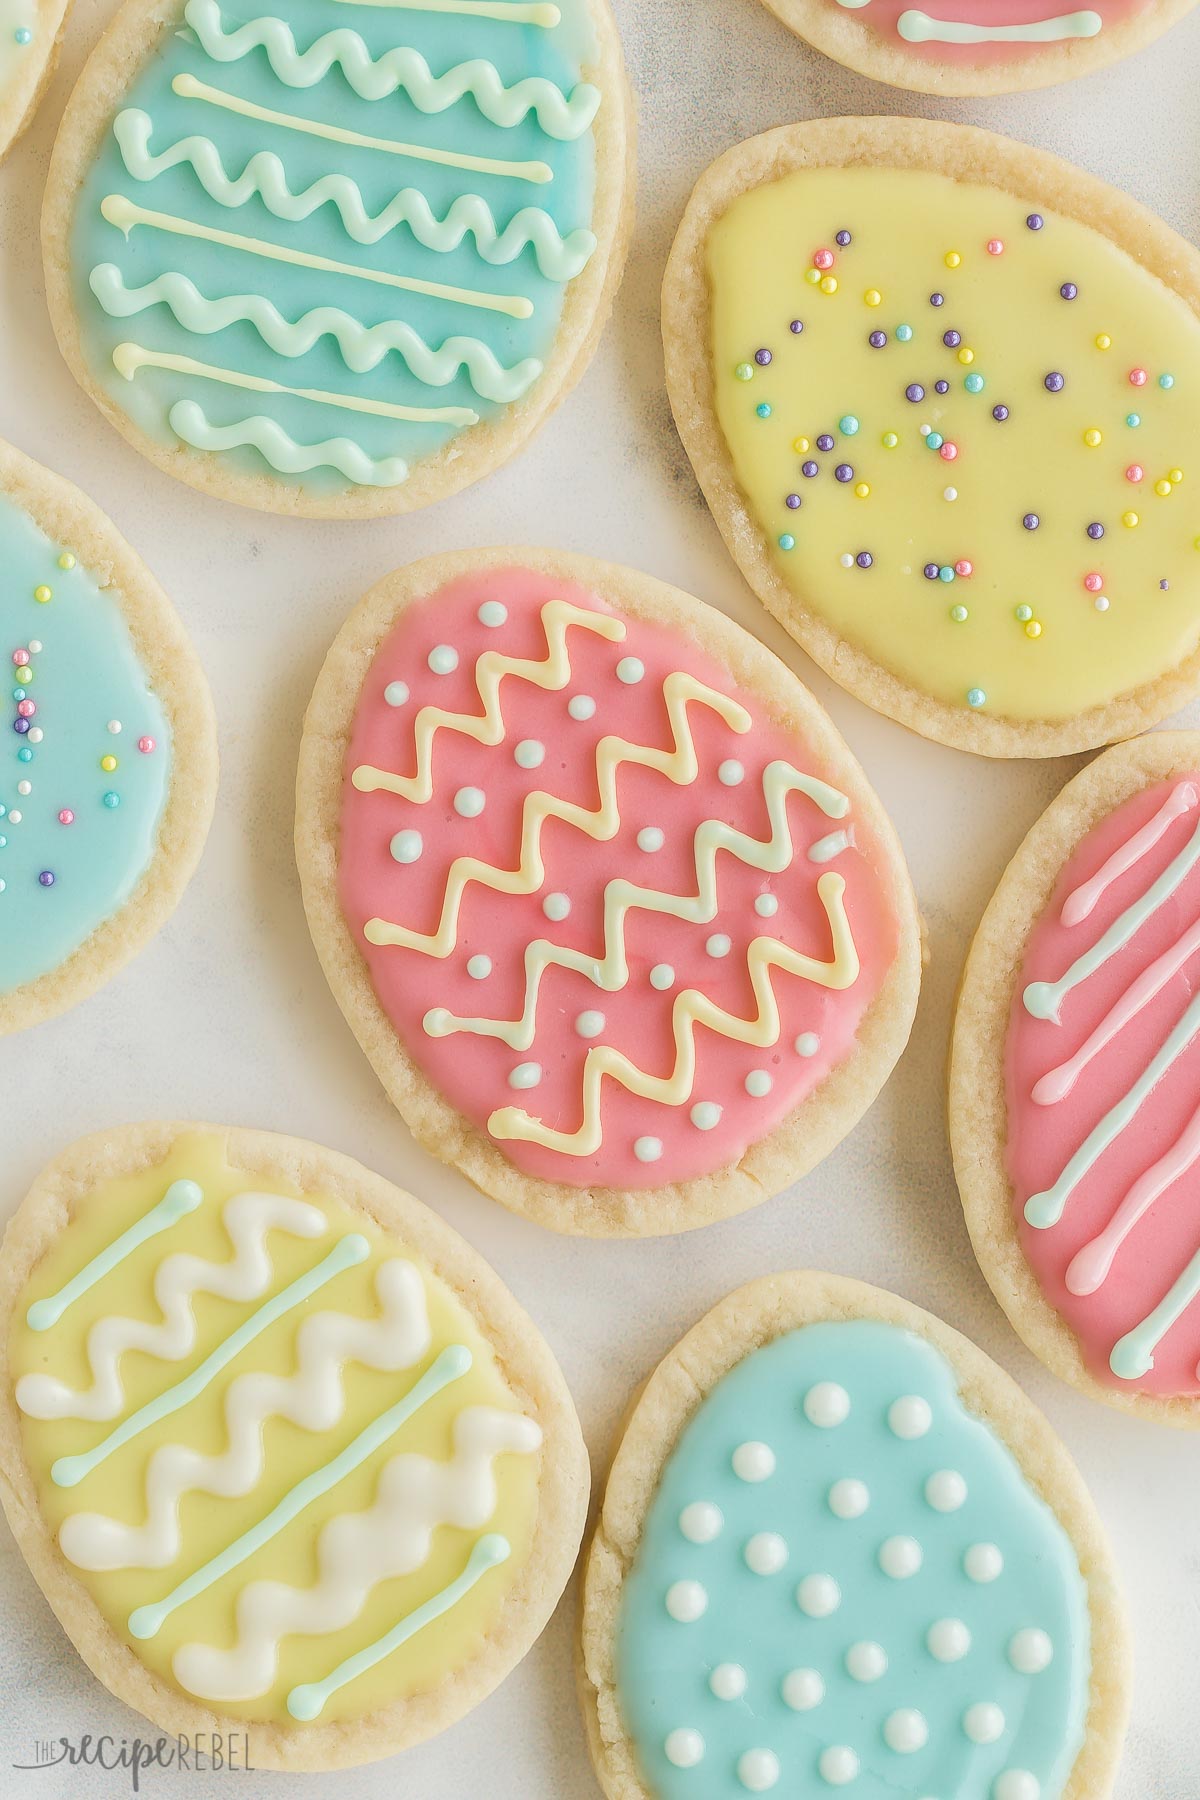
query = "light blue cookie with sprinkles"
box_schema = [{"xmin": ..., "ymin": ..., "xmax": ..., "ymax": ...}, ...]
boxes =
[
  {"xmin": 0, "ymin": 437, "xmax": 217, "ymax": 1034},
  {"xmin": 41, "ymin": 0, "xmax": 632, "ymax": 517},
  {"xmin": 581, "ymin": 1272, "xmax": 1130, "ymax": 1800}
]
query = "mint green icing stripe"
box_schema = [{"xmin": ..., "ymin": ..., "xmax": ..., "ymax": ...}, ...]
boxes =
[
  {"xmin": 127, "ymin": 1342, "xmax": 472, "ymax": 1640},
  {"xmin": 286, "ymin": 1533, "xmax": 511, "ymax": 1721},
  {"xmin": 27, "ymin": 1181, "xmax": 203, "ymax": 1333},
  {"xmin": 167, "ymin": 401, "xmax": 409, "ymax": 485},
  {"xmin": 51, "ymin": 1234, "xmax": 370, "ymax": 1488},
  {"xmin": 1111, "ymin": 1245, "xmax": 1200, "ymax": 1380}
]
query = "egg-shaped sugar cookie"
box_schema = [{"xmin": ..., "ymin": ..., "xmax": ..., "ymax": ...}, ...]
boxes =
[
  {"xmin": 952, "ymin": 732, "xmax": 1200, "ymax": 1426},
  {"xmin": 664, "ymin": 117, "xmax": 1200, "ymax": 758},
  {"xmin": 580, "ymin": 1271, "xmax": 1129, "ymax": 1800},
  {"xmin": 0, "ymin": 0, "xmax": 70, "ymax": 158},
  {"xmin": 41, "ymin": 0, "xmax": 631, "ymax": 519},
  {"xmin": 0, "ymin": 1122, "xmax": 587, "ymax": 1769},
  {"xmin": 758, "ymin": 1, "xmax": 1198, "ymax": 96},
  {"xmin": 0, "ymin": 437, "xmax": 216, "ymax": 1036},
  {"xmin": 295, "ymin": 549, "xmax": 921, "ymax": 1237}
]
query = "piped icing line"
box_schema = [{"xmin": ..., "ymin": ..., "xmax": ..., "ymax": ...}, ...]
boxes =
[
  {"xmin": 896, "ymin": 7, "xmax": 1103, "ymax": 43},
  {"xmin": 58, "ymin": 1259, "xmax": 433, "ymax": 1572},
  {"xmin": 1066, "ymin": 1099, "xmax": 1200, "ymax": 1297},
  {"xmin": 123, "ymin": 1342, "xmax": 471, "ymax": 1635},
  {"xmin": 1024, "ymin": 986, "xmax": 1200, "ymax": 1230},
  {"xmin": 1110, "ymin": 1243, "xmax": 1200, "ymax": 1380},
  {"xmin": 15, "ymin": 1192, "xmax": 328, "ymax": 1423},
  {"xmin": 330, "ymin": 0, "xmax": 562, "ymax": 21},
  {"xmin": 169, "ymin": 74, "xmax": 554, "ymax": 185},
  {"xmin": 112, "ymin": 342, "xmax": 481, "ymax": 427},
  {"xmin": 167, "ymin": 401, "xmax": 410, "ymax": 484},
  {"xmin": 286, "ymin": 1532, "xmax": 511, "ymax": 1722},
  {"xmin": 171, "ymin": 1405, "xmax": 541, "ymax": 1702},
  {"xmin": 25, "ymin": 1181, "xmax": 203, "ymax": 1333},
  {"xmin": 1060, "ymin": 782, "xmax": 1198, "ymax": 928},
  {"xmin": 488, "ymin": 871, "xmax": 859, "ymax": 1155},
  {"xmin": 808, "ymin": 827, "xmax": 853, "ymax": 864},
  {"xmin": 101, "ymin": 193, "xmax": 535, "ymax": 319},
  {"xmin": 49, "ymin": 1235, "xmax": 371, "ymax": 1489},
  {"xmin": 91, "ymin": 268, "xmax": 543, "ymax": 402},
  {"xmin": 421, "ymin": 762, "xmax": 852, "ymax": 1051},
  {"xmin": 182, "ymin": 0, "xmax": 598, "ymax": 136},
  {"xmin": 1023, "ymin": 814, "xmax": 1200, "ymax": 1024},
  {"xmin": 111, "ymin": 112, "xmax": 597, "ymax": 278},
  {"xmin": 1032, "ymin": 915, "xmax": 1200, "ymax": 1106}
]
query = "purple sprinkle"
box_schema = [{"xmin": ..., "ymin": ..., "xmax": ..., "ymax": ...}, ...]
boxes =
[
  {"xmin": 935, "ymin": 379, "xmax": 950, "ymax": 395},
  {"xmin": 1060, "ymin": 282, "xmax": 1078, "ymax": 300},
  {"xmin": 1161, "ymin": 578, "xmax": 1170, "ymax": 591},
  {"xmin": 992, "ymin": 404, "xmax": 1010, "ymax": 422},
  {"xmin": 1044, "ymin": 371, "xmax": 1065, "ymax": 392},
  {"xmin": 801, "ymin": 460, "xmax": 819, "ymax": 478},
  {"xmin": 785, "ymin": 492, "xmax": 801, "ymax": 509},
  {"xmin": 929, "ymin": 292, "xmax": 945, "ymax": 307},
  {"xmin": 835, "ymin": 229, "xmax": 852, "ymax": 247},
  {"xmin": 816, "ymin": 434, "xmax": 835, "ymax": 452},
  {"xmin": 923, "ymin": 563, "xmax": 940, "ymax": 580},
  {"xmin": 905, "ymin": 383, "xmax": 925, "ymax": 403},
  {"xmin": 943, "ymin": 329, "xmax": 962, "ymax": 349},
  {"xmin": 13, "ymin": 717, "xmax": 29, "ymax": 734},
  {"xmin": 855, "ymin": 551, "xmax": 873, "ymax": 569},
  {"xmin": 754, "ymin": 347, "xmax": 772, "ymax": 366},
  {"xmin": 1087, "ymin": 521, "xmax": 1105, "ymax": 540},
  {"xmin": 1027, "ymin": 213, "xmax": 1044, "ymax": 231},
  {"xmin": 835, "ymin": 464, "xmax": 854, "ymax": 483},
  {"xmin": 789, "ymin": 319, "xmax": 804, "ymax": 334},
  {"xmin": 868, "ymin": 329, "xmax": 887, "ymax": 348},
  {"xmin": 38, "ymin": 870, "xmax": 54, "ymax": 886},
  {"xmin": 1023, "ymin": 513, "xmax": 1040, "ymax": 530}
]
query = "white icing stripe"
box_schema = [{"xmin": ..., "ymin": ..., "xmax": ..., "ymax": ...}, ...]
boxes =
[
  {"xmin": 91, "ymin": 267, "xmax": 541, "ymax": 403},
  {"xmin": 58, "ymin": 1260, "xmax": 431, "ymax": 1571},
  {"xmin": 168, "ymin": 401, "xmax": 410, "ymax": 485},
  {"xmin": 1067, "ymin": 1100, "xmax": 1200, "ymax": 1297},
  {"xmin": 896, "ymin": 7, "xmax": 1102, "ymax": 43},
  {"xmin": 112, "ymin": 112, "xmax": 596, "ymax": 278},
  {"xmin": 171, "ymin": 1407, "xmax": 541, "ymax": 1702},
  {"xmin": 15, "ymin": 1192, "xmax": 327, "ymax": 1423},
  {"xmin": 1060, "ymin": 783, "xmax": 1198, "ymax": 927},
  {"xmin": 808, "ymin": 828, "xmax": 852, "ymax": 865},
  {"xmin": 330, "ymin": 0, "xmax": 561, "ymax": 21}
]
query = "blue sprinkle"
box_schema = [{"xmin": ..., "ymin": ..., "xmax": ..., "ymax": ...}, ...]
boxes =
[
  {"xmin": 967, "ymin": 687, "xmax": 987, "ymax": 709},
  {"xmin": 895, "ymin": 324, "xmax": 913, "ymax": 342},
  {"xmin": 755, "ymin": 402, "xmax": 772, "ymax": 418},
  {"xmin": 778, "ymin": 534, "xmax": 795, "ymax": 551}
]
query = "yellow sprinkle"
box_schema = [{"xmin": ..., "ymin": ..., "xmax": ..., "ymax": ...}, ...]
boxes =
[
  {"xmin": 1122, "ymin": 510, "xmax": 1140, "ymax": 528},
  {"xmin": 1155, "ymin": 478, "xmax": 1173, "ymax": 497},
  {"xmin": 1024, "ymin": 621, "xmax": 1042, "ymax": 639},
  {"xmin": 792, "ymin": 436, "xmax": 810, "ymax": 454},
  {"xmin": 1083, "ymin": 428, "xmax": 1102, "ymax": 448},
  {"xmin": 820, "ymin": 275, "xmax": 838, "ymax": 295},
  {"xmin": 57, "ymin": 552, "xmax": 76, "ymax": 570},
  {"xmin": 1095, "ymin": 333, "xmax": 1112, "ymax": 351},
  {"xmin": 864, "ymin": 288, "xmax": 882, "ymax": 307},
  {"xmin": 957, "ymin": 348, "xmax": 974, "ymax": 366},
  {"xmin": 101, "ymin": 754, "xmax": 118, "ymax": 772},
  {"xmin": 944, "ymin": 251, "xmax": 961, "ymax": 268},
  {"xmin": 882, "ymin": 432, "xmax": 899, "ymax": 448},
  {"xmin": 805, "ymin": 267, "xmax": 821, "ymax": 287},
  {"xmin": 1170, "ymin": 468, "xmax": 1184, "ymax": 484},
  {"xmin": 33, "ymin": 585, "xmax": 52, "ymax": 603},
  {"xmin": 854, "ymin": 482, "xmax": 870, "ymax": 498}
]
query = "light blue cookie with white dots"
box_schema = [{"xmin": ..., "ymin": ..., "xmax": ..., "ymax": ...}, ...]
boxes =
[{"xmin": 580, "ymin": 1273, "xmax": 1129, "ymax": 1800}]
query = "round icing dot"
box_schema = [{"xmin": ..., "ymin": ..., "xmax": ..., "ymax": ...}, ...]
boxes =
[
  {"xmin": 878, "ymin": 1535, "xmax": 923, "ymax": 1579},
  {"xmin": 818, "ymin": 1746, "xmax": 859, "ymax": 1786},
  {"xmin": 665, "ymin": 1579, "xmax": 707, "ymax": 1623},
  {"xmin": 428, "ymin": 644, "xmax": 458, "ymax": 674},
  {"xmin": 514, "ymin": 738, "xmax": 545, "ymax": 768},
  {"xmin": 390, "ymin": 829, "xmax": 422, "ymax": 864},
  {"xmin": 732, "ymin": 1441, "xmax": 775, "ymax": 1483},
  {"xmin": 888, "ymin": 1394, "xmax": 932, "ymax": 1439},
  {"xmin": 827, "ymin": 1477, "xmax": 869, "ymax": 1518},
  {"xmin": 637, "ymin": 827, "xmax": 664, "ymax": 852},
  {"xmin": 691, "ymin": 1101, "xmax": 723, "ymax": 1130},
  {"xmin": 568, "ymin": 694, "xmax": 596, "ymax": 721},
  {"xmin": 744, "ymin": 1531, "xmax": 788, "ymax": 1575},
  {"xmin": 755, "ymin": 893, "xmax": 779, "ymax": 917},
  {"xmin": 927, "ymin": 1617, "xmax": 971, "ymax": 1662},
  {"xmin": 383, "ymin": 680, "xmax": 409, "ymax": 707},
  {"xmin": 795, "ymin": 1031, "xmax": 820, "ymax": 1057},
  {"xmin": 542, "ymin": 892, "xmax": 570, "ymax": 921},
  {"xmin": 925, "ymin": 1469, "xmax": 967, "ymax": 1512},
  {"xmin": 706, "ymin": 933, "xmax": 732, "ymax": 958},
  {"xmin": 795, "ymin": 1572, "xmax": 841, "ymax": 1617},
  {"xmin": 477, "ymin": 600, "xmax": 507, "ymax": 626},
  {"xmin": 737, "ymin": 1749, "xmax": 779, "ymax": 1792},
  {"xmin": 454, "ymin": 786, "xmax": 485, "ymax": 818},
  {"xmin": 963, "ymin": 1702, "xmax": 1005, "ymax": 1744},
  {"xmin": 508, "ymin": 1062, "xmax": 542, "ymax": 1090},
  {"xmin": 781, "ymin": 1667, "xmax": 824, "ymax": 1711},
  {"xmin": 679, "ymin": 1500, "xmax": 723, "ymax": 1543},
  {"xmin": 885, "ymin": 1709, "xmax": 929, "ymax": 1754},
  {"xmin": 1008, "ymin": 1628, "xmax": 1053, "ymax": 1674},
  {"xmin": 994, "ymin": 1773, "xmax": 1040, "ymax": 1800},
  {"xmin": 650, "ymin": 964, "xmax": 675, "ymax": 990},
  {"xmin": 616, "ymin": 656, "xmax": 645, "ymax": 684},
  {"xmin": 575, "ymin": 1010, "xmax": 606, "ymax": 1039},
  {"xmin": 965, "ymin": 1542, "xmax": 1004, "ymax": 1583},
  {"xmin": 664, "ymin": 1728, "xmax": 704, "ymax": 1769},
  {"xmin": 718, "ymin": 759, "xmax": 745, "ymax": 786},
  {"xmin": 745, "ymin": 1070, "xmax": 772, "ymax": 1098},
  {"xmin": 804, "ymin": 1381, "xmax": 850, "ymax": 1427},
  {"xmin": 709, "ymin": 1663, "xmax": 747, "ymax": 1701},
  {"xmin": 845, "ymin": 1639, "xmax": 887, "ymax": 1682},
  {"xmin": 634, "ymin": 1136, "xmax": 662, "ymax": 1163},
  {"xmin": 467, "ymin": 954, "xmax": 492, "ymax": 979}
]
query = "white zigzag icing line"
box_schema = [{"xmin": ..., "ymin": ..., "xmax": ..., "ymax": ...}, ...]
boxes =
[
  {"xmin": 57, "ymin": 1261, "xmax": 431, "ymax": 1572},
  {"xmin": 112, "ymin": 111, "xmax": 596, "ymax": 279},
  {"xmin": 90, "ymin": 266, "xmax": 542, "ymax": 404},
  {"xmin": 168, "ymin": 400, "xmax": 410, "ymax": 485},
  {"xmin": 172, "ymin": 1407, "xmax": 542, "ymax": 1702},
  {"xmin": 183, "ymin": 0, "xmax": 601, "ymax": 139},
  {"xmin": 15, "ymin": 1193, "xmax": 328, "ymax": 1423}
]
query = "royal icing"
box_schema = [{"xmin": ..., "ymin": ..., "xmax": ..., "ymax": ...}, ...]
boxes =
[
  {"xmin": 10, "ymin": 1134, "xmax": 541, "ymax": 1722},
  {"xmin": 707, "ymin": 166, "xmax": 1200, "ymax": 724},
  {"xmin": 67, "ymin": 0, "xmax": 603, "ymax": 491},
  {"xmin": 616, "ymin": 1321, "xmax": 1090, "ymax": 1798},
  {"xmin": 1006, "ymin": 773, "xmax": 1200, "ymax": 1395},
  {"xmin": 336, "ymin": 568, "xmax": 900, "ymax": 1188},
  {"xmin": 0, "ymin": 488, "xmax": 171, "ymax": 996},
  {"xmin": 826, "ymin": 0, "xmax": 1153, "ymax": 64}
]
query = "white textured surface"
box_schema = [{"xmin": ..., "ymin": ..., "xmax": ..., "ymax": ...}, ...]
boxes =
[{"xmin": 2, "ymin": 1, "xmax": 1200, "ymax": 1794}]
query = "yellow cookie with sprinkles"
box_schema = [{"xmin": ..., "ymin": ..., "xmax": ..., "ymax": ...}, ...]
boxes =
[
  {"xmin": 0, "ymin": 1122, "xmax": 587, "ymax": 1769},
  {"xmin": 664, "ymin": 117, "xmax": 1200, "ymax": 758}
]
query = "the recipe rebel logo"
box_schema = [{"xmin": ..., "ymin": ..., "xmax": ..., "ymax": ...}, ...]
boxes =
[{"xmin": 13, "ymin": 1732, "xmax": 254, "ymax": 1789}]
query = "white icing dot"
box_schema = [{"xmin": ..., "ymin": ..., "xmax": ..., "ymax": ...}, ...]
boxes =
[
  {"xmin": 106, "ymin": 719, "xmax": 122, "ymax": 734},
  {"xmin": 804, "ymin": 1382, "xmax": 850, "ymax": 1428},
  {"xmin": 650, "ymin": 963, "xmax": 675, "ymax": 990},
  {"xmin": 7, "ymin": 810, "xmax": 21, "ymax": 825},
  {"xmin": 634, "ymin": 1136, "xmax": 663, "ymax": 1163},
  {"xmin": 568, "ymin": 693, "xmax": 596, "ymax": 720},
  {"xmin": 454, "ymin": 785, "xmax": 485, "ymax": 818},
  {"xmin": 744, "ymin": 1531, "xmax": 788, "ymax": 1575},
  {"xmin": 467, "ymin": 954, "xmax": 492, "ymax": 979},
  {"xmin": 665, "ymin": 1579, "xmax": 707, "ymax": 1623},
  {"xmin": 795, "ymin": 1031, "xmax": 821, "ymax": 1057},
  {"xmin": 755, "ymin": 893, "xmax": 779, "ymax": 917},
  {"xmin": 964, "ymin": 1542, "xmax": 1004, "ymax": 1584},
  {"xmin": 428, "ymin": 644, "xmax": 458, "ymax": 674},
  {"xmin": 514, "ymin": 738, "xmax": 545, "ymax": 768},
  {"xmin": 690, "ymin": 1101, "xmax": 723, "ymax": 1131},
  {"xmin": 390, "ymin": 829, "xmax": 423, "ymax": 864},
  {"xmin": 845, "ymin": 1640, "xmax": 886, "ymax": 1683},
  {"xmin": 818, "ymin": 1746, "xmax": 859, "ymax": 1786},
  {"xmin": 963, "ymin": 1702, "xmax": 1005, "ymax": 1745},
  {"xmin": 994, "ymin": 1774, "xmax": 1040, "ymax": 1800},
  {"xmin": 737, "ymin": 1749, "xmax": 779, "ymax": 1793},
  {"xmin": 636, "ymin": 828, "xmax": 664, "ymax": 856},
  {"xmin": 616, "ymin": 656, "xmax": 645, "ymax": 684},
  {"xmin": 925, "ymin": 1469, "xmax": 967, "ymax": 1513},
  {"xmin": 706, "ymin": 932, "xmax": 731, "ymax": 957},
  {"xmin": 732, "ymin": 1441, "xmax": 775, "ymax": 1483},
  {"xmin": 795, "ymin": 1572, "xmax": 841, "ymax": 1618},
  {"xmin": 745, "ymin": 1070, "xmax": 773, "ymax": 1098},
  {"xmin": 383, "ymin": 680, "xmax": 409, "ymax": 707},
  {"xmin": 710, "ymin": 1662, "xmax": 746, "ymax": 1701},
  {"xmin": 423, "ymin": 1007, "xmax": 450, "ymax": 1035},
  {"xmin": 781, "ymin": 1667, "xmax": 824, "ymax": 1712},
  {"xmin": 878, "ymin": 1535, "xmax": 923, "ymax": 1579},
  {"xmin": 828, "ymin": 1477, "xmax": 869, "ymax": 1519},
  {"xmin": 543, "ymin": 891, "xmax": 570, "ymax": 921},
  {"xmin": 888, "ymin": 1395, "xmax": 932, "ymax": 1440},
  {"xmin": 1008, "ymin": 1629, "xmax": 1053, "ymax": 1675},
  {"xmin": 508, "ymin": 1062, "xmax": 542, "ymax": 1090},
  {"xmin": 477, "ymin": 600, "xmax": 507, "ymax": 626},
  {"xmin": 17, "ymin": 780, "xmax": 30, "ymax": 797},
  {"xmin": 718, "ymin": 759, "xmax": 745, "ymax": 786},
  {"xmin": 679, "ymin": 1500, "xmax": 723, "ymax": 1543},
  {"xmin": 664, "ymin": 1727, "xmax": 704, "ymax": 1769},
  {"xmin": 575, "ymin": 1010, "xmax": 606, "ymax": 1038},
  {"xmin": 927, "ymin": 1617, "xmax": 971, "ymax": 1662},
  {"xmin": 885, "ymin": 1708, "xmax": 929, "ymax": 1754}
]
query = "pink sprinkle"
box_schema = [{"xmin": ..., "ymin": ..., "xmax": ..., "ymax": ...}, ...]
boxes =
[
  {"xmin": 954, "ymin": 559, "xmax": 973, "ymax": 577},
  {"xmin": 1084, "ymin": 572, "xmax": 1104, "ymax": 593},
  {"xmin": 58, "ymin": 809, "xmax": 74, "ymax": 826},
  {"xmin": 939, "ymin": 442, "xmax": 959, "ymax": 461},
  {"xmin": 986, "ymin": 238, "xmax": 1004, "ymax": 256},
  {"xmin": 1126, "ymin": 464, "xmax": 1144, "ymax": 483},
  {"xmin": 812, "ymin": 247, "xmax": 835, "ymax": 271},
  {"xmin": 16, "ymin": 699, "xmax": 35, "ymax": 719},
  {"xmin": 12, "ymin": 649, "xmax": 29, "ymax": 666},
  {"xmin": 1129, "ymin": 367, "xmax": 1148, "ymax": 387},
  {"xmin": 138, "ymin": 736, "xmax": 156, "ymax": 754}
]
